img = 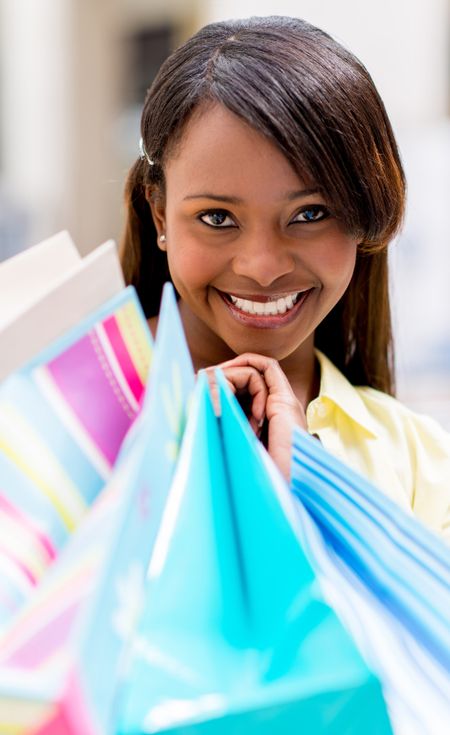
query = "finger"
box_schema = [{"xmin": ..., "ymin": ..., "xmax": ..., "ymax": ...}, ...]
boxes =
[
  {"xmin": 201, "ymin": 368, "xmax": 236, "ymax": 416},
  {"xmin": 219, "ymin": 353, "xmax": 294, "ymax": 402},
  {"xmin": 217, "ymin": 356, "xmax": 307, "ymax": 476},
  {"xmin": 201, "ymin": 368, "xmax": 221, "ymax": 416},
  {"xmin": 219, "ymin": 365, "xmax": 268, "ymax": 424},
  {"xmin": 205, "ymin": 365, "xmax": 266, "ymax": 399},
  {"xmin": 219, "ymin": 354, "xmax": 307, "ymax": 432}
]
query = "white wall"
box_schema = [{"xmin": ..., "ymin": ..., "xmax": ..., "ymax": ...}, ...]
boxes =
[
  {"xmin": 0, "ymin": 0, "xmax": 73, "ymax": 246},
  {"xmin": 0, "ymin": 0, "xmax": 201, "ymax": 256}
]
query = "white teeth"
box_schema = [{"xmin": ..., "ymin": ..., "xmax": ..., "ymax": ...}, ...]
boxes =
[
  {"xmin": 276, "ymin": 297, "xmax": 287, "ymax": 314},
  {"xmin": 228, "ymin": 291, "xmax": 303, "ymax": 316}
]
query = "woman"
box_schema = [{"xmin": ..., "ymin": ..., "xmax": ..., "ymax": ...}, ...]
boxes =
[{"xmin": 120, "ymin": 16, "xmax": 450, "ymax": 539}]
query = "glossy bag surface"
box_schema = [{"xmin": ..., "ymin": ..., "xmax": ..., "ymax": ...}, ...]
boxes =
[
  {"xmin": 116, "ymin": 374, "xmax": 392, "ymax": 735},
  {"xmin": 291, "ymin": 428, "xmax": 450, "ymax": 732}
]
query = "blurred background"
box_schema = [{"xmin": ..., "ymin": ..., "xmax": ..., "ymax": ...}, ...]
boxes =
[{"xmin": 0, "ymin": 0, "xmax": 449, "ymax": 426}]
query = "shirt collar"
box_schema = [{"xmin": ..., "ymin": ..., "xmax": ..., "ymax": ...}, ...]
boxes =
[{"xmin": 312, "ymin": 349, "xmax": 379, "ymax": 438}]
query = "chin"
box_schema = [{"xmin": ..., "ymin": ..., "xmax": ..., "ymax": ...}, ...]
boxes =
[{"xmin": 223, "ymin": 336, "xmax": 303, "ymax": 362}]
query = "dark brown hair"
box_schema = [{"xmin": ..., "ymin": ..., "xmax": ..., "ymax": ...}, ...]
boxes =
[{"xmin": 120, "ymin": 16, "xmax": 406, "ymax": 394}]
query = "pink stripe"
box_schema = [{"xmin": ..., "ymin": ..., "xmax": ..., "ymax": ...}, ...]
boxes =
[
  {"xmin": 103, "ymin": 315, "xmax": 144, "ymax": 403},
  {"xmin": 6, "ymin": 597, "xmax": 81, "ymax": 667},
  {"xmin": 2, "ymin": 560, "xmax": 95, "ymax": 658},
  {"xmin": 65, "ymin": 669, "xmax": 99, "ymax": 735},
  {"xmin": 34, "ymin": 710, "xmax": 71, "ymax": 735},
  {"xmin": 35, "ymin": 670, "xmax": 98, "ymax": 735},
  {"xmin": 46, "ymin": 332, "xmax": 135, "ymax": 465},
  {"xmin": 0, "ymin": 494, "xmax": 56, "ymax": 562},
  {"xmin": 0, "ymin": 545, "xmax": 37, "ymax": 585}
]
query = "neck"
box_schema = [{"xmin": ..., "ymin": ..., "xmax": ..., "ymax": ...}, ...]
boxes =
[{"xmin": 279, "ymin": 343, "xmax": 320, "ymax": 411}]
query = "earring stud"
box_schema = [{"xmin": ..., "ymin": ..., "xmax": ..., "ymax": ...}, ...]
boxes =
[{"xmin": 159, "ymin": 234, "xmax": 166, "ymax": 243}]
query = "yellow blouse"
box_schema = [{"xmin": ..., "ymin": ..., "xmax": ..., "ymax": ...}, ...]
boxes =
[{"xmin": 307, "ymin": 351, "xmax": 450, "ymax": 542}]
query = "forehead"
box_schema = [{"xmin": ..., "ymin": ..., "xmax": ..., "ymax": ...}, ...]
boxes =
[{"xmin": 163, "ymin": 103, "xmax": 313, "ymax": 201}]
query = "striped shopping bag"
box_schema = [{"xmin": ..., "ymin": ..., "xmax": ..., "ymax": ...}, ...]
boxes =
[
  {"xmin": 0, "ymin": 284, "xmax": 195, "ymax": 735},
  {"xmin": 290, "ymin": 428, "xmax": 450, "ymax": 733},
  {"xmin": 0, "ymin": 277, "xmax": 152, "ymax": 626}
]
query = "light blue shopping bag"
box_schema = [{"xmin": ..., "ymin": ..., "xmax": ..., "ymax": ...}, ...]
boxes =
[
  {"xmin": 290, "ymin": 427, "xmax": 450, "ymax": 731},
  {"xmin": 115, "ymin": 372, "xmax": 392, "ymax": 734},
  {"xmin": 291, "ymin": 428, "xmax": 450, "ymax": 670}
]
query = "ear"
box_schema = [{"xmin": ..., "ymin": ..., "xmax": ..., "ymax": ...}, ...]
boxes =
[{"xmin": 146, "ymin": 185, "xmax": 167, "ymax": 251}]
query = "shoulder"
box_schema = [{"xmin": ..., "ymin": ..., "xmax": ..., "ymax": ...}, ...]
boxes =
[
  {"xmin": 314, "ymin": 350, "xmax": 450, "ymax": 539},
  {"xmin": 358, "ymin": 385, "xmax": 450, "ymax": 456},
  {"xmin": 358, "ymin": 386, "xmax": 450, "ymax": 539},
  {"xmin": 316, "ymin": 348, "xmax": 450, "ymax": 450}
]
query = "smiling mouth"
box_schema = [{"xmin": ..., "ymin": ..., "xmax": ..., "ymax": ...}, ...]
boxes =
[
  {"xmin": 216, "ymin": 287, "xmax": 314, "ymax": 325},
  {"xmin": 221, "ymin": 289, "xmax": 309, "ymax": 316}
]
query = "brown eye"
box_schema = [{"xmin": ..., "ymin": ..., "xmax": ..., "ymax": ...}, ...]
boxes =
[
  {"xmin": 292, "ymin": 205, "xmax": 329, "ymax": 223},
  {"xmin": 199, "ymin": 210, "xmax": 236, "ymax": 228}
]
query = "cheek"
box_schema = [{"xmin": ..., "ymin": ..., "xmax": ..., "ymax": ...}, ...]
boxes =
[
  {"xmin": 166, "ymin": 242, "xmax": 223, "ymax": 292},
  {"xmin": 314, "ymin": 236, "xmax": 358, "ymax": 287}
]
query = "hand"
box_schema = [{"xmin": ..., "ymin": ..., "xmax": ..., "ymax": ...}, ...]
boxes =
[{"xmin": 205, "ymin": 353, "xmax": 307, "ymax": 481}]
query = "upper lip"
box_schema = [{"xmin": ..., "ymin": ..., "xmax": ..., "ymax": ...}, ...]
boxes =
[{"xmin": 216, "ymin": 288, "xmax": 312, "ymax": 303}]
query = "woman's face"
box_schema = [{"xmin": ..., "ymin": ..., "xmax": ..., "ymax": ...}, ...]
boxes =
[{"xmin": 150, "ymin": 104, "xmax": 358, "ymax": 367}]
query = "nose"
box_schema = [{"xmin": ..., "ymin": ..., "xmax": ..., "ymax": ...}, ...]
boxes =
[{"xmin": 231, "ymin": 231, "xmax": 295, "ymax": 287}]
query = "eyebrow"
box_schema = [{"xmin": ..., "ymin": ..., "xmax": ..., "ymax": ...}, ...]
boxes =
[{"xmin": 183, "ymin": 187, "xmax": 322, "ymax": 203}]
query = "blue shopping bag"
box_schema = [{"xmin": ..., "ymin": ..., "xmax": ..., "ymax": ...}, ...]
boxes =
[
  {"xmin": 115, "ymin": 372, "xmax": 392, "ymax": 734},
  {"xmin": 290, "ymin": 428, "xmax": 450, "ymax": 732},
  {"xmin": 291, "ymin": 428, "xmax": 450, "ymax": 670}
]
